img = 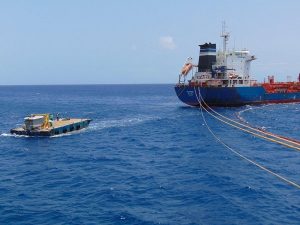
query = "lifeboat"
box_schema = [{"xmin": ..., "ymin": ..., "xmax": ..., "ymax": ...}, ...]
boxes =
[{"xmin": 181, "ymin": 63, "xmax": 193, "ymax": 76}]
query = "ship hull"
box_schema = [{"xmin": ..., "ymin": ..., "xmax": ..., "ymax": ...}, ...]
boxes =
[{"xmin": 175, "ymin": 85, "xmax": 300, "ymax": 107}]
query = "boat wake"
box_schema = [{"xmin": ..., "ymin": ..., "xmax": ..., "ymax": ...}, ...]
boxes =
[
  {"xmin": 0, "ymin": 133, "xmax": 30, "ymax": 138},
  {"xmin": 0, "ymin": 116, "xmax": 159, "ymax": 138},
  {"xmin": 89, "ymin": 115, "xmax": 160, "ymax": 131},
  {"xmin": 0, "ymin": 129, "xmax": 88, "ymax": 138}
]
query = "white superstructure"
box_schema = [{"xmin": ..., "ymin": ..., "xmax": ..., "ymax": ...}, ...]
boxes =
[{"xmin": 180, "ymin": 24, "xmax": 256, "ymax": 87}]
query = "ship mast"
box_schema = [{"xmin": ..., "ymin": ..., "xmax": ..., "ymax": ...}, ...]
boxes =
[
  {"xmin": 220, "ymin": 22, "xmax": 230, "ymax": 78},
  {"xmin": 221, "ymin": 21, "xmax": 230, "ymax": 53}
]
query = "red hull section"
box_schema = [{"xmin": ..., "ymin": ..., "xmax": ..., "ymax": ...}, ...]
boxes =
[{"xmin": 262, "ymin": 82, "xmax": 300, "ymax": 94}]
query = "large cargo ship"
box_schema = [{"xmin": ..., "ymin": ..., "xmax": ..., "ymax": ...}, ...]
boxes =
[{"xmin": 175, "ymin": 26, "xmax": 300, "ymax": 107}]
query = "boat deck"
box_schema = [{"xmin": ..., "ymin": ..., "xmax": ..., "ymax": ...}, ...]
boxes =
[{"xmin": 52, "ymin": 119, "xmax": 84, "ymax": 129}]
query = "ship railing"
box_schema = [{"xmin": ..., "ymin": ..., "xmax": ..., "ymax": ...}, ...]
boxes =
[
  {"xmin": 250, "ymin": 80, "xmax": 258, "ymax": 86},
  {"xmin": 178, "ymin": 74, "xmax": 187, "ymax": 84}
]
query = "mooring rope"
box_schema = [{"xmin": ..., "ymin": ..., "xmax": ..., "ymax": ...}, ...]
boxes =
[
  {"xmin": 176, "ymin": 84, "xmax": 186, "ymax": 98},
  {"xmin": 235, "ymin": 106, "xmax": 300, "ymax": 145},
  {"xmin": 196, "ymin": 88, "xmax": 300, "ymax": 151},
  {"xmin": 193, "ymin": 87, "xmax": 300, "ymax": 189},
  {"xmin": 199, "ymin": 91, "xmax": 300, "ymax": 146}
]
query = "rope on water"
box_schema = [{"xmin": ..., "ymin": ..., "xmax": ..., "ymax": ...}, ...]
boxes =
[
  {"xmin": 196, "ymin": 87, "xmax": 300, "ymax": 151},
  {"xmin": 201, "ymin": 91, "xmax": 300, "ymax": 146},
  {"xmin": 193, "ymin": 87, "xmax": 300, "ymax": 189}
]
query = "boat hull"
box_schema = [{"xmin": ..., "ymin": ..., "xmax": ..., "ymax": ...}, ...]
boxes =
[
  {"xmin": 175, "ymin": 85, "xmax": 300, "ymax": 107},
  {"xmin": 10, "ymin": 119, "xmax": 92, "ymax": 136}
]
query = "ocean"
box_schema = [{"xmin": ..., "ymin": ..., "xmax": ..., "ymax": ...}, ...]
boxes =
[{"xmin": 0, "ymin": 84, "xmax": 299, "ymax": 224}]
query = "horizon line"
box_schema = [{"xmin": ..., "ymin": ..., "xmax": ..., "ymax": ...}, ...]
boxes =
[{"xmin": 0, "ymin": 83, "xmax": 174, "ymax": 86}]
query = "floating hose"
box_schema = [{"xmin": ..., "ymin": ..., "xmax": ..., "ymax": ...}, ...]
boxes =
[
  {"xmin": 196, "ymin": 87, "xmax": 300, "ymax": 151},
  {"xmin": 206, "ymin": 98, "xmax": 300, "ymax": 145},
  {"xmin": 193, "ymin": 87, "xmax": 300, "ymax": 189}
]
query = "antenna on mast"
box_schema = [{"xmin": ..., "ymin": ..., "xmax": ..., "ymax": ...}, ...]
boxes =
[{"xmin": 221, "ymin": 21, "xmax": 230, "ymax": 53}]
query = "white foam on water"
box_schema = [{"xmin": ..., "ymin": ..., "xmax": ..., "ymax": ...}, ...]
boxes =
[
  {"xmin": 236, "ymin": 104, "xmax": 293, "ymax": 130},
  {"xmin": 236, "ymin": 104, "xmax": 269, "ymax": 124},
  {"xmin": 89, "ymin": 115, "xmax": 160, "ymax": 131},
  {"xmin": 1, "ymin": 115, "xmax": 160, "ymax": 138},
  {"xmin": 0, "ymin": 133, "xmax": 30, "ymax": 138},
  {"xmin": 236, "ymin": 106, "xmax": 253, "ymax": 124},
  {"xmin": 1, "ymin": 128, "xmax": 88, "ymax": 139}
]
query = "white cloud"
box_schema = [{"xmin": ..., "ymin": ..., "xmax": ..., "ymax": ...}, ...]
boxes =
[{"xmin": 159, "ymin": 36, "xmax": 176, "ymax": 50}]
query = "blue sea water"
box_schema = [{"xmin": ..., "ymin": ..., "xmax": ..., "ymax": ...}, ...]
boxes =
[{"xmin": 0, "ymin": 84, "xmax": 300, "ymax": 225}]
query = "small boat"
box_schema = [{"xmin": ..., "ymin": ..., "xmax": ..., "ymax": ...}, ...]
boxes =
[{"xmin": 10, "ymin": 113, "xmax": 92, "ymax": 136}]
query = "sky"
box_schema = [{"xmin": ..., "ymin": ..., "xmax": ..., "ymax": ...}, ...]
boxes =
[{"xmin": 0, "ymin": 0, "xmax": 300, "ymax": 85}]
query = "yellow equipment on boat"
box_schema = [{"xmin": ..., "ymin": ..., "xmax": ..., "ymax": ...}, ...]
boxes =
[{"xmin": 31, "ymin": 113, "xmax": 51, "ymax": 129}]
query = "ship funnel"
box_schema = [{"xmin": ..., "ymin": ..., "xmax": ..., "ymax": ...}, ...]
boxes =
[{"xmin": 198, "ymin": 43, "xmax": 216, "ymax": 72}]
